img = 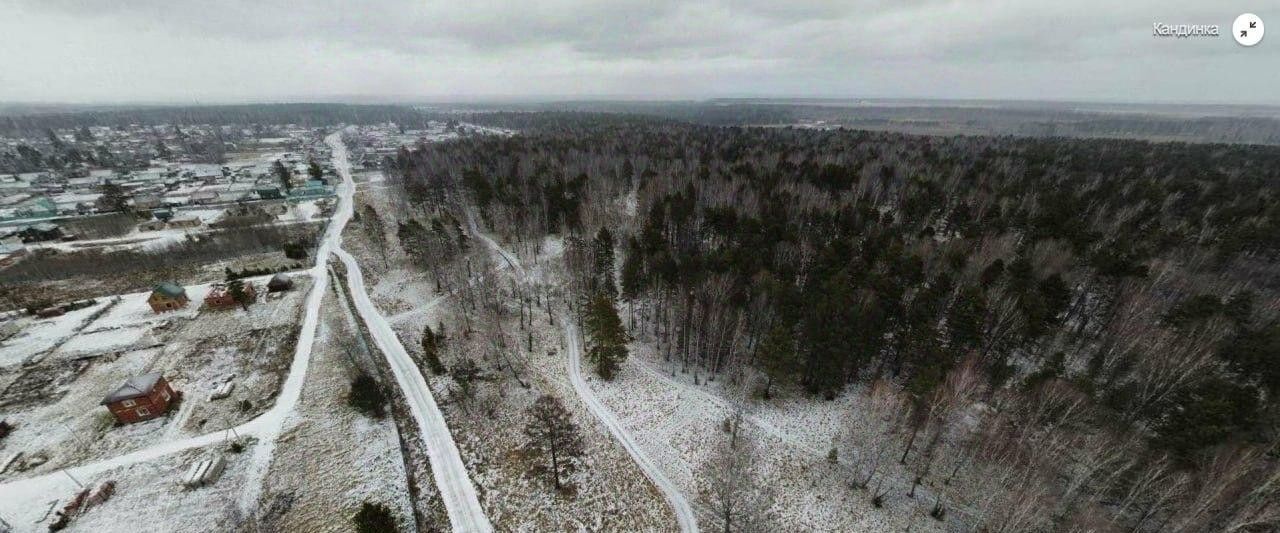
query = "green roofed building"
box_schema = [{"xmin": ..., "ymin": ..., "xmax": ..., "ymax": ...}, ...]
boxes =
[
  {"xmin": 148, "ymin": 282, "xmax": 189, "ymax": 313},
  {"xmin": 287, "ymin": 179, "xmax": 334, "ymax": 202}
]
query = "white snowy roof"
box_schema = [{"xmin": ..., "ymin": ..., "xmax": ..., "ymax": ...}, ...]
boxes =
[{"xmin": 101, "ymin": 372, "xmax": 165, "ymax": 405}]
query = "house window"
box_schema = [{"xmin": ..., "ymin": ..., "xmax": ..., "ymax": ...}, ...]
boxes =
[
  {"xmin": 122, "ymin": 399, "xmax": 136, "ymax": 408},
  {"xmin": 136, "ymin": 407, "xmax": 150, "ymax": 417}
]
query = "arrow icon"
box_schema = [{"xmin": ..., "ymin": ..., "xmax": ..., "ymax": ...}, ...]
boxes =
[{"xmin": 1233, "ymin": 13, "xmax": 1264, "ymax": 46}]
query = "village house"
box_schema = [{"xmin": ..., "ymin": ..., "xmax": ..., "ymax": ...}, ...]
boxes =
[
  {"xmin": 255, "ymin": 186, "xmax": 284, "ymax": 200},
  {"xmin": 189, "ymin": 190, "xmax": 220, "ymax": 205},
  {"xmin": 147, "ymin": 283, "xmax": 189, "ymax": 313},
  {"xmin": 100, "ymin": 372, "xmax": 178, "ymax": 424},
  {"xmin": 130, "ymin": 193, "xmax": 163, "ymax": 210},
  {"xmin": 203, "ymin": 282, "xmax": 255, "ymax": 310},
  {"xmin": 287, "ymin": 179, "xmax": 334, "ymax": 201},
  {"xmin": 167, "ymin": 216, "xmax": 202, "ymax": 229},
  {"xmin": 12, "ymin": 197, "xmax": 57, "ymax": 220}
]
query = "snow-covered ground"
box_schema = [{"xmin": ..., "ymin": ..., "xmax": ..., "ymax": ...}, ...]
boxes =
[
  {"xmin": 0, "ymin": 278, "xmax": 315, "ymax": 527},
  {"xmin": 331, "ymin": 131, "xmax": 491, "ymax": 532},
  {"xmin": 576, "ymin": 342, "xmax": 933, "ymax": 531},
  {"xmin": 0, "ymin": 299, "xmax": 115, "ymax": 367},
  {"xmin": 346, "ymin": 166, "xmax": 677, "ymax": 530},
  {"xmin": 463, "ymin": 207, "xmax": 950, "ymax": 532},
  {"xmin": 334, "ymin": 247, "xmax": 492, "ymax": 532},
  {"xmin": 0, "ymin": 132, "xmax": 352, "ymax": 532},
  {"xmin": 565, "ymin": 322, "xmax": 700, "ymax": 532},
  {"xmin": 254, "ymin": 283, "xmax": 418, "ymax": 532}
]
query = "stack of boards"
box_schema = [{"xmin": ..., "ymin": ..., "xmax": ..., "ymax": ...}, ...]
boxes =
[{"xmin": 180, "ymin": 455, "xmax": 226, "ymax": 489}]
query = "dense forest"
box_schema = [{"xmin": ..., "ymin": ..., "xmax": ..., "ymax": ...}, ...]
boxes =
[{"xmin": 389, "ymin": 113, "xmax": 1279, "ymax": 532}]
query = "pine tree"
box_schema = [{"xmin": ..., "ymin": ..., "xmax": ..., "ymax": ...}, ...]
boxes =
[
  {"xmin": 757, "ymin": 324, "xmax": 798, "ymax": 399},
  {"xmin": 620, "ymin": 237, "xmax": 645, "ymax": 302},
  {"xmin": 523, "ymin": 395, "xmax": 584, "ymax": 490},
  {"xmin": 227, "ymin": 279, "xmax": 254, "ymax": 311},
  {"xmin": 396, "ymin": 220, "xmax": 430, "ymax": 266},
  {"xmin": 348, "ymin": 373, "xmax": 386, "ymax": 418},
  {"xmin": 592, "ymin": 227, "xmax": 616, "ymax": 297},
  {"xmin": 362, "ymin": 205, "xmax": 390, "ymax": 268},
  {"xmin": 352, "ymin": 501, "xmax": 398, "ymax": 533},
  {"xmin": 273, "ymin": 159, "xmax": 293, "ymax": 192},
  {"xmin": 421, "ymin": 324, "xmax": 445, "ymax": 375},
  {"xmin": 450, "ymin": 359, "xmax": 481, "ymax": 410},
  {"xmin": 947, "ymin": 285, "xmax": 986, "ymax": 356},
  {"xmin": 584, "ymin": 292, "xmax": 628, "ymax": 380},
  {"xmin": 308, "ymin": 160, "xmax": 324, "ymax": 181},
  {"xmin": 97, "ymin": 180, "xmax": 131, "ymax": 214}
]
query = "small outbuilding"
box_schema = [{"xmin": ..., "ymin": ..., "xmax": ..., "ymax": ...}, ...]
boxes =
[
  {"xmin": 267, "ymin": 273, "xmax": 294, "ymax": 293},
  {"xmin": 148, "ymin": 283, "xmax": 189, "ymax": 313},
  {"xmin": 101, "ymin": 372, "xmax": 178, "ymax": 424}
]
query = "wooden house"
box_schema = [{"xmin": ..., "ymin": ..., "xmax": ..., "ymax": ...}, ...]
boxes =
[
  {"xmin": 101, "ymin": 372, "xmax": 178, "ymax": 424},
  {"xmin": 148, "ymin": 283, "xmax": 189, "ymax": 313}
]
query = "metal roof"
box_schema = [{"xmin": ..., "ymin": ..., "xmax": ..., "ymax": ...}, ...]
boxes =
[{"xmin": 152, "ymin": 282, "xmax": 187, "ymax": 298}]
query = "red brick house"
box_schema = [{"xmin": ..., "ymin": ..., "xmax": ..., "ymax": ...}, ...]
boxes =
[
  {"xmin": 203, "ymin": 282, "xmax": 256, "ymax": 310},
  {"xmin": 100, "ymin": 372, "xmax": 178, "ymax": 424},
  {"xmin": 148, "ymin": 283, "xmax": 189, "ymax": 313}
]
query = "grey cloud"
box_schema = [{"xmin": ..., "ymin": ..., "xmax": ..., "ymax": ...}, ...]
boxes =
[{"xmin": 2, "ymin": 0, "xmax": 1276, "ymax": 103}]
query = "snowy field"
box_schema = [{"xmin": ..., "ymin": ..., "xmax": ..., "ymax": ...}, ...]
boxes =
[
  {"xmin": 0, "ymin": 439, "xmax": 261, "ymax": 532},
  {"xmin": 0, "ymin": 276, "xmax": 311, "ymax": 489},
  {"xmin": 0, "ymin": 299, "xmax": 116, "ymax": 367},
  {"xmin": 588, "ymin": 342, "xmax": 950, "ymax": 532}
]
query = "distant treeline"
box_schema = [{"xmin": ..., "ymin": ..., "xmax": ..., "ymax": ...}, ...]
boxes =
[
  {"xmin": 8, "ymin": 100, "xmax": 1278, "ymax": 146},
  {"xmin": 445, "ymin": 101, "xmax": 1280, "ymax": 146},
  {"xmin": 0, "ymin": 103, "xmax": 428, "ymax": 135}
]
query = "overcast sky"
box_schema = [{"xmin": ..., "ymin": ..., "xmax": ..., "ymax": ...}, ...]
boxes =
[{"xmin": 0, "ymin": 1, "xmax": 1275, "ymax": 105}]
